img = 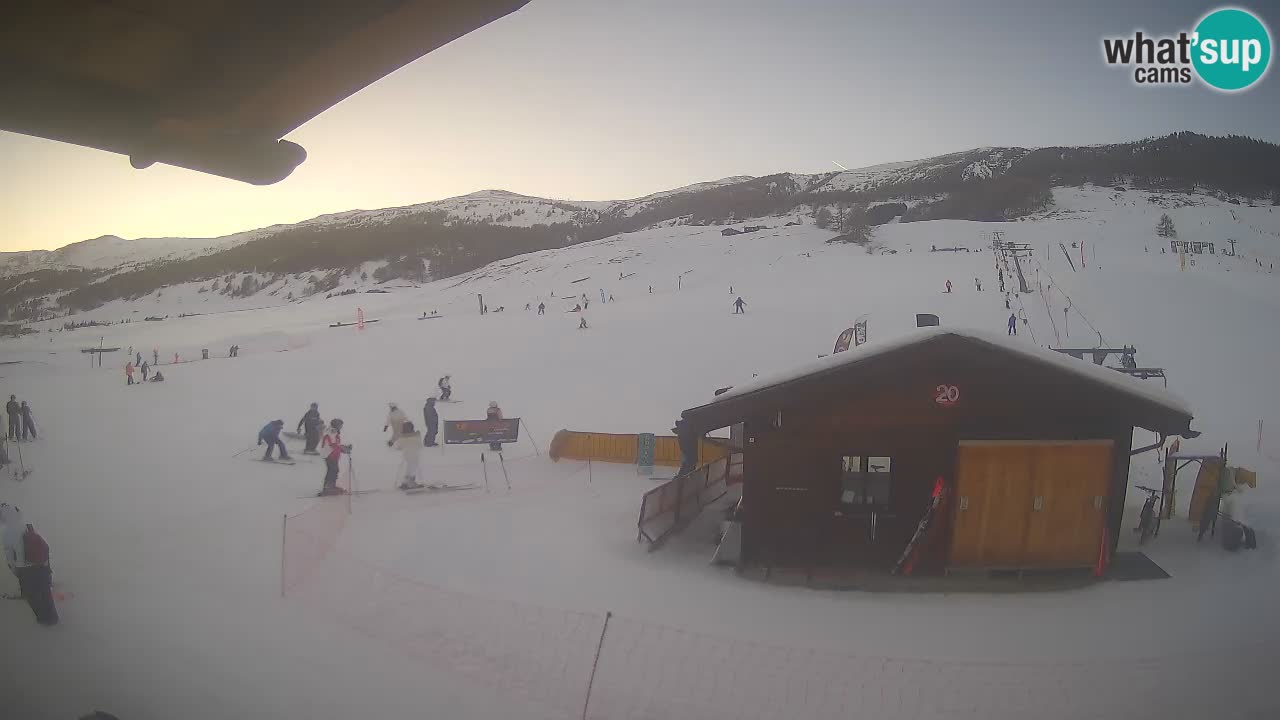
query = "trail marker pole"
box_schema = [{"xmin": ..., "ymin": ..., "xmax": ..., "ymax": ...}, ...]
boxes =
[
  {"xmin": 581, "ymin": 611, "xmax": 613, "ymax": 720},
  {"xmin": 280, "ymin": 514, "xmax": 288, "ymax": 598}
]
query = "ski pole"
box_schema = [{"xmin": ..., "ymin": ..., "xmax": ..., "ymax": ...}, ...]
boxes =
[{"xmin": 499, "ymin": 452, "xmax": 511, "ymax": 491}]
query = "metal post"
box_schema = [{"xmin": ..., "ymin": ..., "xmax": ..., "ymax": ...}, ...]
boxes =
[
  {"xmin": 520, "ymin": 419, "xmax": 542, "ymax": 457},
  {"xmin": 588, "ymin": 457, "xmax": 593, "ymax": 484},
  {"xmin": 581, "ymin": 611, "xmax": 612, "ymax": 720},
  {"xmin": 481, "ymin": 453, "xmax": 490, "ymax": 492},
  {"xmin": 280, "ymin": 514, "xmax": 288, "ymax": 598},
  {"xmin": 499, "ymin": 452, "xmax": 511, "ymax": 491}
]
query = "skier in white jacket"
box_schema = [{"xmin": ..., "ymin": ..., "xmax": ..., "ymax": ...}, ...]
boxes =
[
  {"xmin": 384, "ymin": 403, "xmax": 409, "ymax": 447},
  {"xmin": 394, "ymin": 421, "xmax": 424, "ymax": 489}
]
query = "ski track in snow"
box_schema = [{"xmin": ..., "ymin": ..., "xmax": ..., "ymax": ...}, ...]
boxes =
[{"xmin": 2, "ymin": 186, "xmax": 1279, "ymax": 719}]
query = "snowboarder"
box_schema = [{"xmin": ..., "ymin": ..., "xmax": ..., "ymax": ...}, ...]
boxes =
[
  {"xmin": 422, "ymin": 398, "xmax": 439, "ymax": 447},
  {"xmin": 733, "ymin": 297, "xmax": 746, "ymax": 314},
  {"xmin": 320, "ymin": 419, "xmax": 349, "ymax": 495},
  {"xmin": 537, "ymin": 302, "xmax": 546, "ymax": 315},
  {"xmin": 19, "ymin": 402, "xmax": 35, "ymax": 440},
  {"xmin": 944, "ymin": 280, "xmax": 952, "ymax": 293},
  {"xmin": 572, "ymin": 303, "xmax": 582, "ymax": 312},
  {"xmin": 140, "ymin": 361, "xmax": 149, "ymax": 381},
  {"xmin": 258, "ymin": 420, "xmax": 291, "ymax": 462},
  {"xmin": 2, "ymin": 504, "xmax": 58, "ymax": 626},
  {"xmin": 974, "ymin": 277, "xmax": 982, "ymax": 292},
  {"xmin": 579, "ymin": 315, "xmax": 589, "ymax": 329},
  {"xmin": 151, "ymin": 371, "xmax": 164, "ymax": 382},
  {"xmin": 486, "ymin": 401, "xmax": 504, "ymax": 451},
  {"xmin": 6, "ymin": 396, "xmax": 19, "ymax": 440},
  {"xmin": 125, "ymin": 362, "xmax": 135, "ymax": 385},
  {"xmin": 384, "ymin": 403, "xmax": 409, "ymax": 446},
  {"xmin": 394, "ymin": 421, "xmax": 424, "ymax": 490},
  {"xmin": 438, "ymin": 375, "xmax": 453, "ymax": 401},
  {"xmin": 1007, "ymin": 313, "xmax": 1018, "ymax": 336},
  {"xmin": 297, "ymin": 403, "xmax": 323, "ymax": 454}
]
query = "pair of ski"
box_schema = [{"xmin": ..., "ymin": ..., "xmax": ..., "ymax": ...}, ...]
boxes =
[
  {"xmin": 298, "ymin": 484, "xmax": 476, "ymax": 499},
  {"xmin": 398, "ymin": 483, "xmax": 479, "ymax": 495}
]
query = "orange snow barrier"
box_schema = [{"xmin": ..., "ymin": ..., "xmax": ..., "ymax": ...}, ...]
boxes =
[{"xmin": 548, "ymin": 429, "xmax": 729, "ymax": 467}]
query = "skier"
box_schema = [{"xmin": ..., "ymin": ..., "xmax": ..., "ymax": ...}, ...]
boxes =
[
  {"xmin": 537, "ymin": 302, "xmax": 546, "ymax": 315},
  {"xmin": 579, "ymin": 315, "xmax": 589, "ymax": 330},
  {"xmin": 422, "ymin": 397, "xmax": 439, "ymax": 447},
  {"xmin": 1007, "ymin": 313, "xmax": 1018, "ymax": 336},
  {"xmin": 974, "ymin": 277, "xmax": 982, "ymax": 292},
  {"xmin": 394, "ymin": 421, "xmax": 424, "ymax": 490},
  {"xmin": 525, "ymin": 303, "xmax": 531, "ymax": 311},
  {"xmin": 733, "ymin": 296, "xmax": 746, "ymax": 314},
  {"xmin": 125, "ymin": 362, "xmax": 135, "ymax": 386},
  {"xmin": 19, "ymin": 402, "xmax": 35, "ymax": 440},
  {"xmin": 649, "ymin": 286, "xmax": 653, "ymax": 294},
  {"xmin": 6, "ymin": 396, "xmax": 19, "ymax": 440},
  {"xmin": 945, "ymin": 280, "xmax": 952, "ymax": 293},
  {"xmin": 384, "ymin": 403, "xmax": 409, "ymax": 446},
  {"xmin": 297, "ymin": 403, "xmax": 323, "ymax": 454},
  {"xmin": 486, "ymin": 401, "xmax": 504, "ymax": 451},
  {"xmin": 174, "ymin": 353, "xmax": 179, "ymax": 364},
  {"xmin": 438, "ymin": 375, "xmax": 453, "ymax": 401},
  {"xmin": 140, "ymin": 361, "xmax": 149, "ymax": 381},
  {"xmin": 320, "ymin": 419, "xmax": 349, "ymax": 496},
  {"xmin": 153, "ymin": 349, "xmax": 159, "ymax": 366},
  {"xmin": 2, "ymin": 504, "xmax": 58, "ymax": 626},
  {"xmin": 608, "ymin": 294, "xmax": 615, "ymax": 302},
  {"xmin": 257, "ymin": 420, "xmax": 291, "ymax": 462},
  {"xmin": 729, "ymin": 285, "xmax": 734, "ymax": 294},
  {"xmin": 136, "ymin": 352, "xmax": 142, "ymax": 367}
]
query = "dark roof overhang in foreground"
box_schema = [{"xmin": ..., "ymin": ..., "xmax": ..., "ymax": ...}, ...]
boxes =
[
  {"xmin": 681, "ymin": 327, "xmax": 1195, "ymax": 438},
  {"xmin": 0, "ymin": 0, "xmax": 529, "ymax": 184}
]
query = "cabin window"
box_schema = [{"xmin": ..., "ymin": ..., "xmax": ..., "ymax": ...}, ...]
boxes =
[{"xmin": 840, "ymin": 455, "xmax": 893, "ymax": 508}]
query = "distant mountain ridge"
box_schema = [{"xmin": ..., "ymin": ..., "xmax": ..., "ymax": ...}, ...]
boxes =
[{"xmin": 2, "ymin": 132, "xmax": 1278, "ymax": 320}]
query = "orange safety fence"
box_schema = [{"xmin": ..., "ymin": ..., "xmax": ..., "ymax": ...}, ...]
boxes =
[{"xmin": 549, "ymin": 429, "xmax": 731, "ymax": 467}]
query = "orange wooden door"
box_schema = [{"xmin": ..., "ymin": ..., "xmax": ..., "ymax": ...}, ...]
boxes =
[
  {"xmin": 1022, "ymin": 442, "xmax": 1112, "ymax": 567},
  {"xmin": 950, "ymin": 444, "xmax": 1034, "ymax": 568}
]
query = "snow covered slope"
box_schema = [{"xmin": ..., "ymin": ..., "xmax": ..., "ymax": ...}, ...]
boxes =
[{"xmin": 1, "ymin": 185, "xmax": 1278, "ymax": 719}]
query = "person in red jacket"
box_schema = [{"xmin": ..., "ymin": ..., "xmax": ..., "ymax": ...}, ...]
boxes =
[{"xmin": 319, "ymin": 419, "xmax": 349, "ymax": 496}]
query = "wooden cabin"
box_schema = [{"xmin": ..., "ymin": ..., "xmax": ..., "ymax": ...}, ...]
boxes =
[{"xmin": 679, "ymin": 328, "xmax": 1194, "ymax": 573}]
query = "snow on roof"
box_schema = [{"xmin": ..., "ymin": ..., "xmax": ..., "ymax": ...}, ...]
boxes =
[{"xmin": 697, "ymin": 326, "xmax": 1192, "ymax": 418}]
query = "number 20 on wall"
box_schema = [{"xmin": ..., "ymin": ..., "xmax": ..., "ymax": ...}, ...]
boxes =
[{"xmin": 934, "ymin": 384, "xmax": 960, "ymax": 406}]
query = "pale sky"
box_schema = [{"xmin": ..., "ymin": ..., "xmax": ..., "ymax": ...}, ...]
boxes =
[{"xmin": 2, "ymin": 0, "xmax": 1277, "ymax": 252}]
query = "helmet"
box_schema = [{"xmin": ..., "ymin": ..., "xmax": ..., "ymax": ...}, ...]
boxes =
[{"xmin": 331, "ymin": 418, "xmax": 344, "ymax": 429}]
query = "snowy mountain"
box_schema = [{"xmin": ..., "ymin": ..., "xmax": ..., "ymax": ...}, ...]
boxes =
[{"xmin": 2, "ymin": 132, "xmax": 1278, "ymax": 322}]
